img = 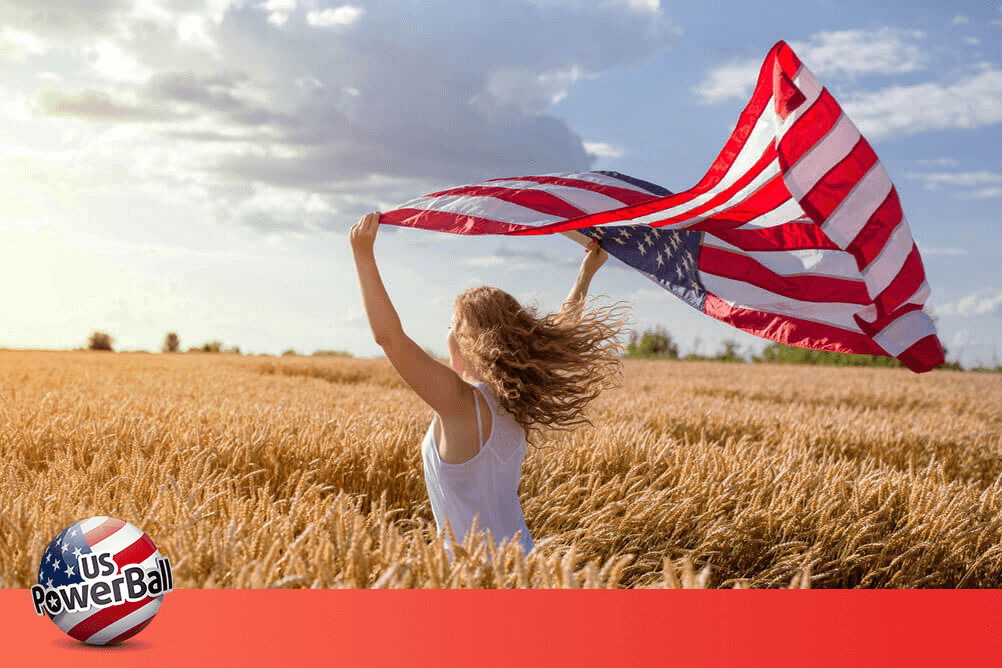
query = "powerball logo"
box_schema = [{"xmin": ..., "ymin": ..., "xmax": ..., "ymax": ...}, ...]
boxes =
[{"xmin": 30, "ymin": 516, "xmax": 172, "ymax": 645}]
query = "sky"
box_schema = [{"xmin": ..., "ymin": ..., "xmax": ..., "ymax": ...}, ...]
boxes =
[{"xmin": 1, "ymin": 0, "xmax": 1000, "ymax": 366}]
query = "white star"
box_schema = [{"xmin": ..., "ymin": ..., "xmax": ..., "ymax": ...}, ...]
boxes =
[
  {"xmin": 61, "ymin": 543, "xmax": 69, "ymax": 553},
  {"xmin": 46, "ymin": 578, "xmax": 53, "ymax": 588},
  {"xmin": 70, "ymin": 529, "xmax": 77, "ymax": 537},
  {"xmin": 73, "ymin": 548, "xmax": 82, "ymax": 559},
  {"xmin": 45, "ymin": 553, "xmax": 51, "ymax": 564},
  {"xmin": 656, "ymin": 253, "xmax": 665, "ymax": 268},
  {"xmin": 676, "ymin": 265, "xmax": 684, "ymax": 279},
  {"xmin": 637, "ymin": 243, "xmax": 647, "ymax": 256},
  {"xmin": 39, "ymin": 568, "xmax": 45, "ymax": 579},
  {"xmin": 65, "ymin": 565, "xmax": 75, "ymax": 576},
  {"xmin": 53, "ymin": 559, "xmax": 60, "ymax": 570}
]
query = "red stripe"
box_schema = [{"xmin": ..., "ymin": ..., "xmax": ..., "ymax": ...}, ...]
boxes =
[
  {"xmin": 668, "ymin": 173, "xmax": 792, "ymax": 232},
  {"xmin": 897, "ymin": 335, "xmax": 946, "ymax": 372},
  {"xmin": 775, "ymin": 40, "xmax": 803, "ymax": 75},
  {"xmin": 379, "ymin": 208, "xmax": 536, "ymax": 235},
  {"xmin": 412, "ymin": 185, "xmax": 588, "ymax": 220},
  {"xmin": 799, "ymin": 139, "xmax": 878, "ymax": 224},
  {"xmin": 873, "ymin": 245, "xmax": 925, "ymax": 317},
  {"xmin": 709, "ymin": 222, "xmax": 841, "ymax": 252},
  {"xmin": 480, "ymin": 175, "xmax": 658, "ymax": 206},
  {"xmin": 690, "ymin": 42, "xmax": 785, "ymax": 195},
  {"xmin": 650, "ymin": 143, "xmax": 778, "ymax": 226},
  {"xmin": 67, "ymin": 596, "xmax": 159, "ymax": 643},
  {"xmin": 113, "ymin": 534, "xmax": 157, "ymax": 572},
  {"xmin": 846, "ymin": 189, "xmax": 903, "ymax": 269},
  {"xmin": 83, "ymin": 517, "xmax": 127, "ymax": 548},
  {"xmin": 106, "ymin": 615, "xmax": 156, "ymax": 645},
  {"xmin": 854, "ymin": 302, "xmax": 925, "ymax": 337},
  {"xmin": 778, "ymin": 89, "xmax": 841, "ymax": 170},
  {"xmin": 703, "ymin": 293, "xmax": 886, "ymax": 356},
  {"xmin": 698, "ymin": 246, "xmax": 872, "ymax": 304}
]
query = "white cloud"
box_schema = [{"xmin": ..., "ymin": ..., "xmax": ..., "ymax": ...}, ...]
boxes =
[
  {"xmin": 693, "ymin": 28, "xmax": 927, "ymax": 104},
  {"xmin": 916, "ymin": 244, "xmax": 968, "ymax": 256},
  {"xmin": 87, "ymin": 40, "xmax": 153, "ymax": 83},
  {"xmin": 916, "ymin": 157, "xmax": 960, "ymax": 168},
  {"xmin": 583, "ymin": 141, "xmax": 627, "ymax": 159},
  {"xmin": 0, "ymin": 27, "xmax": 47, "ymax": 62},
  {"xmin": 952, "ymin": 15, "xmax": 970, "ymax": 25},
  {"xmin": 260, "ymin": 0, "xmax": 296, "ymax": 26},
  {"xmin": 965, "ymin": 37, "xmax": 981, "ymax": 46},
  {"xmin": 844, "ymin": 65, "xmax": 1002, "ymax": 141},
  {"xmin": 957, "ymin": 291, "xmax": 1002, "ymax": 317},
  {"xmin": 306, "ymin": 5, "xmax": 364, "ymax": 28},
  {"xmin": 909, "ymin": 170, "xmax": 1002, "ymax": 190}
]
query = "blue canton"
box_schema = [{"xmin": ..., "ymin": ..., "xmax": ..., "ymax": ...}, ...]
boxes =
[
  {"xmin": 38, "ymin": 521, "xmax": 92, "ymax": 590},
  {"xmin": 581, "ymin": 172, "xmax": 706, "ymax": 311}
]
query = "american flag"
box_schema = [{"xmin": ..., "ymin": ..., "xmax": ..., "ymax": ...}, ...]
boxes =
[
  {"xmin": 380, "ymin": 41, "xmax": 944, "ymax": 372},
  {"xmin": 37, "ymin": 517, "xmax": 165, "ymax": 644}
]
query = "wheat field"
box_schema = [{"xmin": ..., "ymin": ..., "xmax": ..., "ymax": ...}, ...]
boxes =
[{"xmin": 1, "ymin": 350, "xmax": 1000, "ymax": 588}]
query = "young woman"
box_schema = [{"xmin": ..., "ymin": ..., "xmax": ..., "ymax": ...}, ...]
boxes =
[{"xmin": 350, "ymin": 211, "xmax": 626, "ymax": 556}]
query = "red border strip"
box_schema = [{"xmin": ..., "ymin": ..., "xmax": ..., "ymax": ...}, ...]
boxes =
[{"xmin": 2, "ymin": 590, "xmax": 999, "ymax": 667}]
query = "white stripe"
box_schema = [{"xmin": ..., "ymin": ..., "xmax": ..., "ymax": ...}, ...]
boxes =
[
  {"xmin": 402, "ymin": 194, "xmax": 564, "ymax": 226},
  {"xmin": 556, "ymin": 171, "xmax": 661, "ymax": 194},
  {"xmin": 821, "ymin": 161, "xmax": 893, "ymax": 248},
  {"xmin": 784, "ymin": 113, "xmax": 861, "ymax": 201},
  {"xmin": 777, "ymin": 66, "xmax": 824, "ymax": 139},
  {"xmin": 905, "ymin": 280, "xmax": 930, "ymax": 307},
  {"xmin": 734, "ymin": 197, "xmax": 806, "ymax": 229},
  {"xmin": 79, "ymin": 517, "xmax": 108, "ymax": 534},
  {"xmin": 84, "ymin": 597, "xmax": 163, "ymax": 645},
  {"xmin": 629, "ymin": 158, "xmax": 782, "ymax": 228},
  {"xmin": 700, "ymin": 272, "xmax": 867, "ymax": 332},
  {"xmin": 90, "ymin": 521, "xmax": 144, "ymax": 554},
  {"xmin": 54, "ymin": 602, "xmax": 101, "ymax": 634},
  {"xmin": 702, "ymin": 233, "xmax": 862, "ymax": 279},
  {"xmin": 860, "ymin": 218, "xmax": 913, "ymax": 298},
  {"xmin": 477, "ymin": 180, "xmax": 630, "ymax": 213},
  {"xmin": 873, "ymin": 310, "xmax": 937, "ymax": 357}
]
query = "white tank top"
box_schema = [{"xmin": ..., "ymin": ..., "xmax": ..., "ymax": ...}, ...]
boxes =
[{"xmin": 421, "ymin": 381, "xmax": 534, "ymax": 556}]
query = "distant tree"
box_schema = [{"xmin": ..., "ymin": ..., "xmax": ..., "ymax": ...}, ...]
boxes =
[
  {"xmin": 88, "ymin": 331, "xmax": 114, "ymax": 351},
  {"xmin": 223, "ymin": 345, "xmax": 241, "ymax": 354},
  {"xmin": 281, "ymin": 349, "xmax": 298, "ymax": 356},
  {"xmin": 626, "ymin": 326, "xmax": 679, "ymax": 359},
  {"xmin": 199, "ymin": 341, "xmax": 223, "ymax": 353},
  {"xmin": 312, "ymin": 350, "xmax": 353, "ymax": 357},
  {"xmin": 714, "ymin": 339, "xmax": 744, "ymax": 363},
  {"xmin": 163, "ymin": 332, "xmax": 180, "ymax": 353}
]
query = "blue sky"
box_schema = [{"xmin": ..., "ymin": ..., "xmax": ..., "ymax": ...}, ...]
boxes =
[{"xmin": 1, "ymin": 1, "xmax": 1000, "ymax": 366}]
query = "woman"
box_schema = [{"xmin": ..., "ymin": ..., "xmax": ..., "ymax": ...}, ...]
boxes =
[{"xmin": 350, "ymin": 211, "xmax": 626, "ymax": 556}]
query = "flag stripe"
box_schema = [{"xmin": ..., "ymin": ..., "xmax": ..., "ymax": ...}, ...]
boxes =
[
  {"xmin": 83, "ymin": 597, "xmax": 162, "ymax": 645},
  {"xmin": 699, "ymin": 273, "xmax": 869, "ymax": 332},
  {"xmin": 701, "ymin": 233, "xmax": 860, "ymax": 278},
  {"xmin": 699, "ymin": 246, "xmax": 871, "ymax": 304},
  {"xmin": 83, "ymin": 518, "xmax": 127, "ymax": 548},
  {"xmin": 861, "ymin": 222, "xmax": 915, "ymax": 297},
  {"xmin": 67, "ymin": 595, "xmax": 158, "ymax": 643},
  {"xmin": 112, "ymin": 535, "xmax": 158, "ymax": 573},
  {"xmin": 778, "ymin": 89, "xmax": 842, "ymax": 168},
  {"xmin": 846, "ymin": 189, "xmax": 904, "ymax": 268},
  {"xmin": 873, "ymin": 245, "xmax": 926, "ymax": 317},
  {"xmin": 704, "ymin": 293, "xmax": 885, "ymax": 355},
  {"xmin": 709, "ymin": 222, "xmax": 841, "ymax": 252}
]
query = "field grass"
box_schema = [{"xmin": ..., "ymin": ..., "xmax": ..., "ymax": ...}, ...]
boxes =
[{"xmin": 1, "ymin": 350, "xmax": 1000, "ymax": 588}]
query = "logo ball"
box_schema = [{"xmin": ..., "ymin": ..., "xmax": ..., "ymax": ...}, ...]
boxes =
[{"xmin": 31, "ymin": 517, "xmax": 172, "ymax": 645}]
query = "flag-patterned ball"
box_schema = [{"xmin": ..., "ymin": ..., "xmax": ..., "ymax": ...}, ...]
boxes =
[{"xmin": 36, "ymin": 516, "xmax": 172, "ymax": 645}]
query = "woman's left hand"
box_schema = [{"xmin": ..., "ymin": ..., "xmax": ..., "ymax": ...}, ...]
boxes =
[{"xmin": 350, "ymin": 211, "xmax": 381, "ymax": 256}]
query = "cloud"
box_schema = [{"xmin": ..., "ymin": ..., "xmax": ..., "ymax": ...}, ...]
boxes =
[
  {"xmin": 693, "ymin": 28, "xmax": 927, "ymax": 104},
  {"xmin": 952, "ymin": 15, "xmax": 970, "ymax": 25},
  {"xmin": 916, "ymin": 244, "xmax": 968, "ymax": 256},
  {"xmin": 306, "ymin": 5, "xmax": 363, "ymax": 28},
  {"xmin": 583, "ymin": 141, "xmax": 627, "ymax": 159},
  {"xmin": 462, "ymin": 243, "xmax": 575, "ymax": 269},
  {"xmin": 938, "ymin": 291, "xmax": 1002, "ymax": 317},
  {"xmin": 909, "ymin": 170, "xmax": 1002, "ymax": 190},
  {"xmin": 22, "ymin": 0, "xmax": 678, "ymax": 234},
  {"xmin": 843, "ymin": 65, "xmax": 1002, "ymax": 141}
]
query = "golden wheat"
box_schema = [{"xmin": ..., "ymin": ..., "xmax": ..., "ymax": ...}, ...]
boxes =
[{"xmin": 1, "ymin": 350, "xmax": 999, "ymax": 588}]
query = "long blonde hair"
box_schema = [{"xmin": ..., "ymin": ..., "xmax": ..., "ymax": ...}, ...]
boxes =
[{"xmin": 452, "ymin": 286, "xmax": 628, "ymax": 442}]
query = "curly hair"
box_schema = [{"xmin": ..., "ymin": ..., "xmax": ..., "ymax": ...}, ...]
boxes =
[{"xmin": 451, "ymin": 286, "xmax": 629, "ymax": 442}]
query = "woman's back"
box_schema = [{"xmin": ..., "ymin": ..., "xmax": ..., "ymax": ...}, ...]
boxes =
[{"xmin": 421, "ymin": 381, "xmax": 534, "ymax": 556}]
